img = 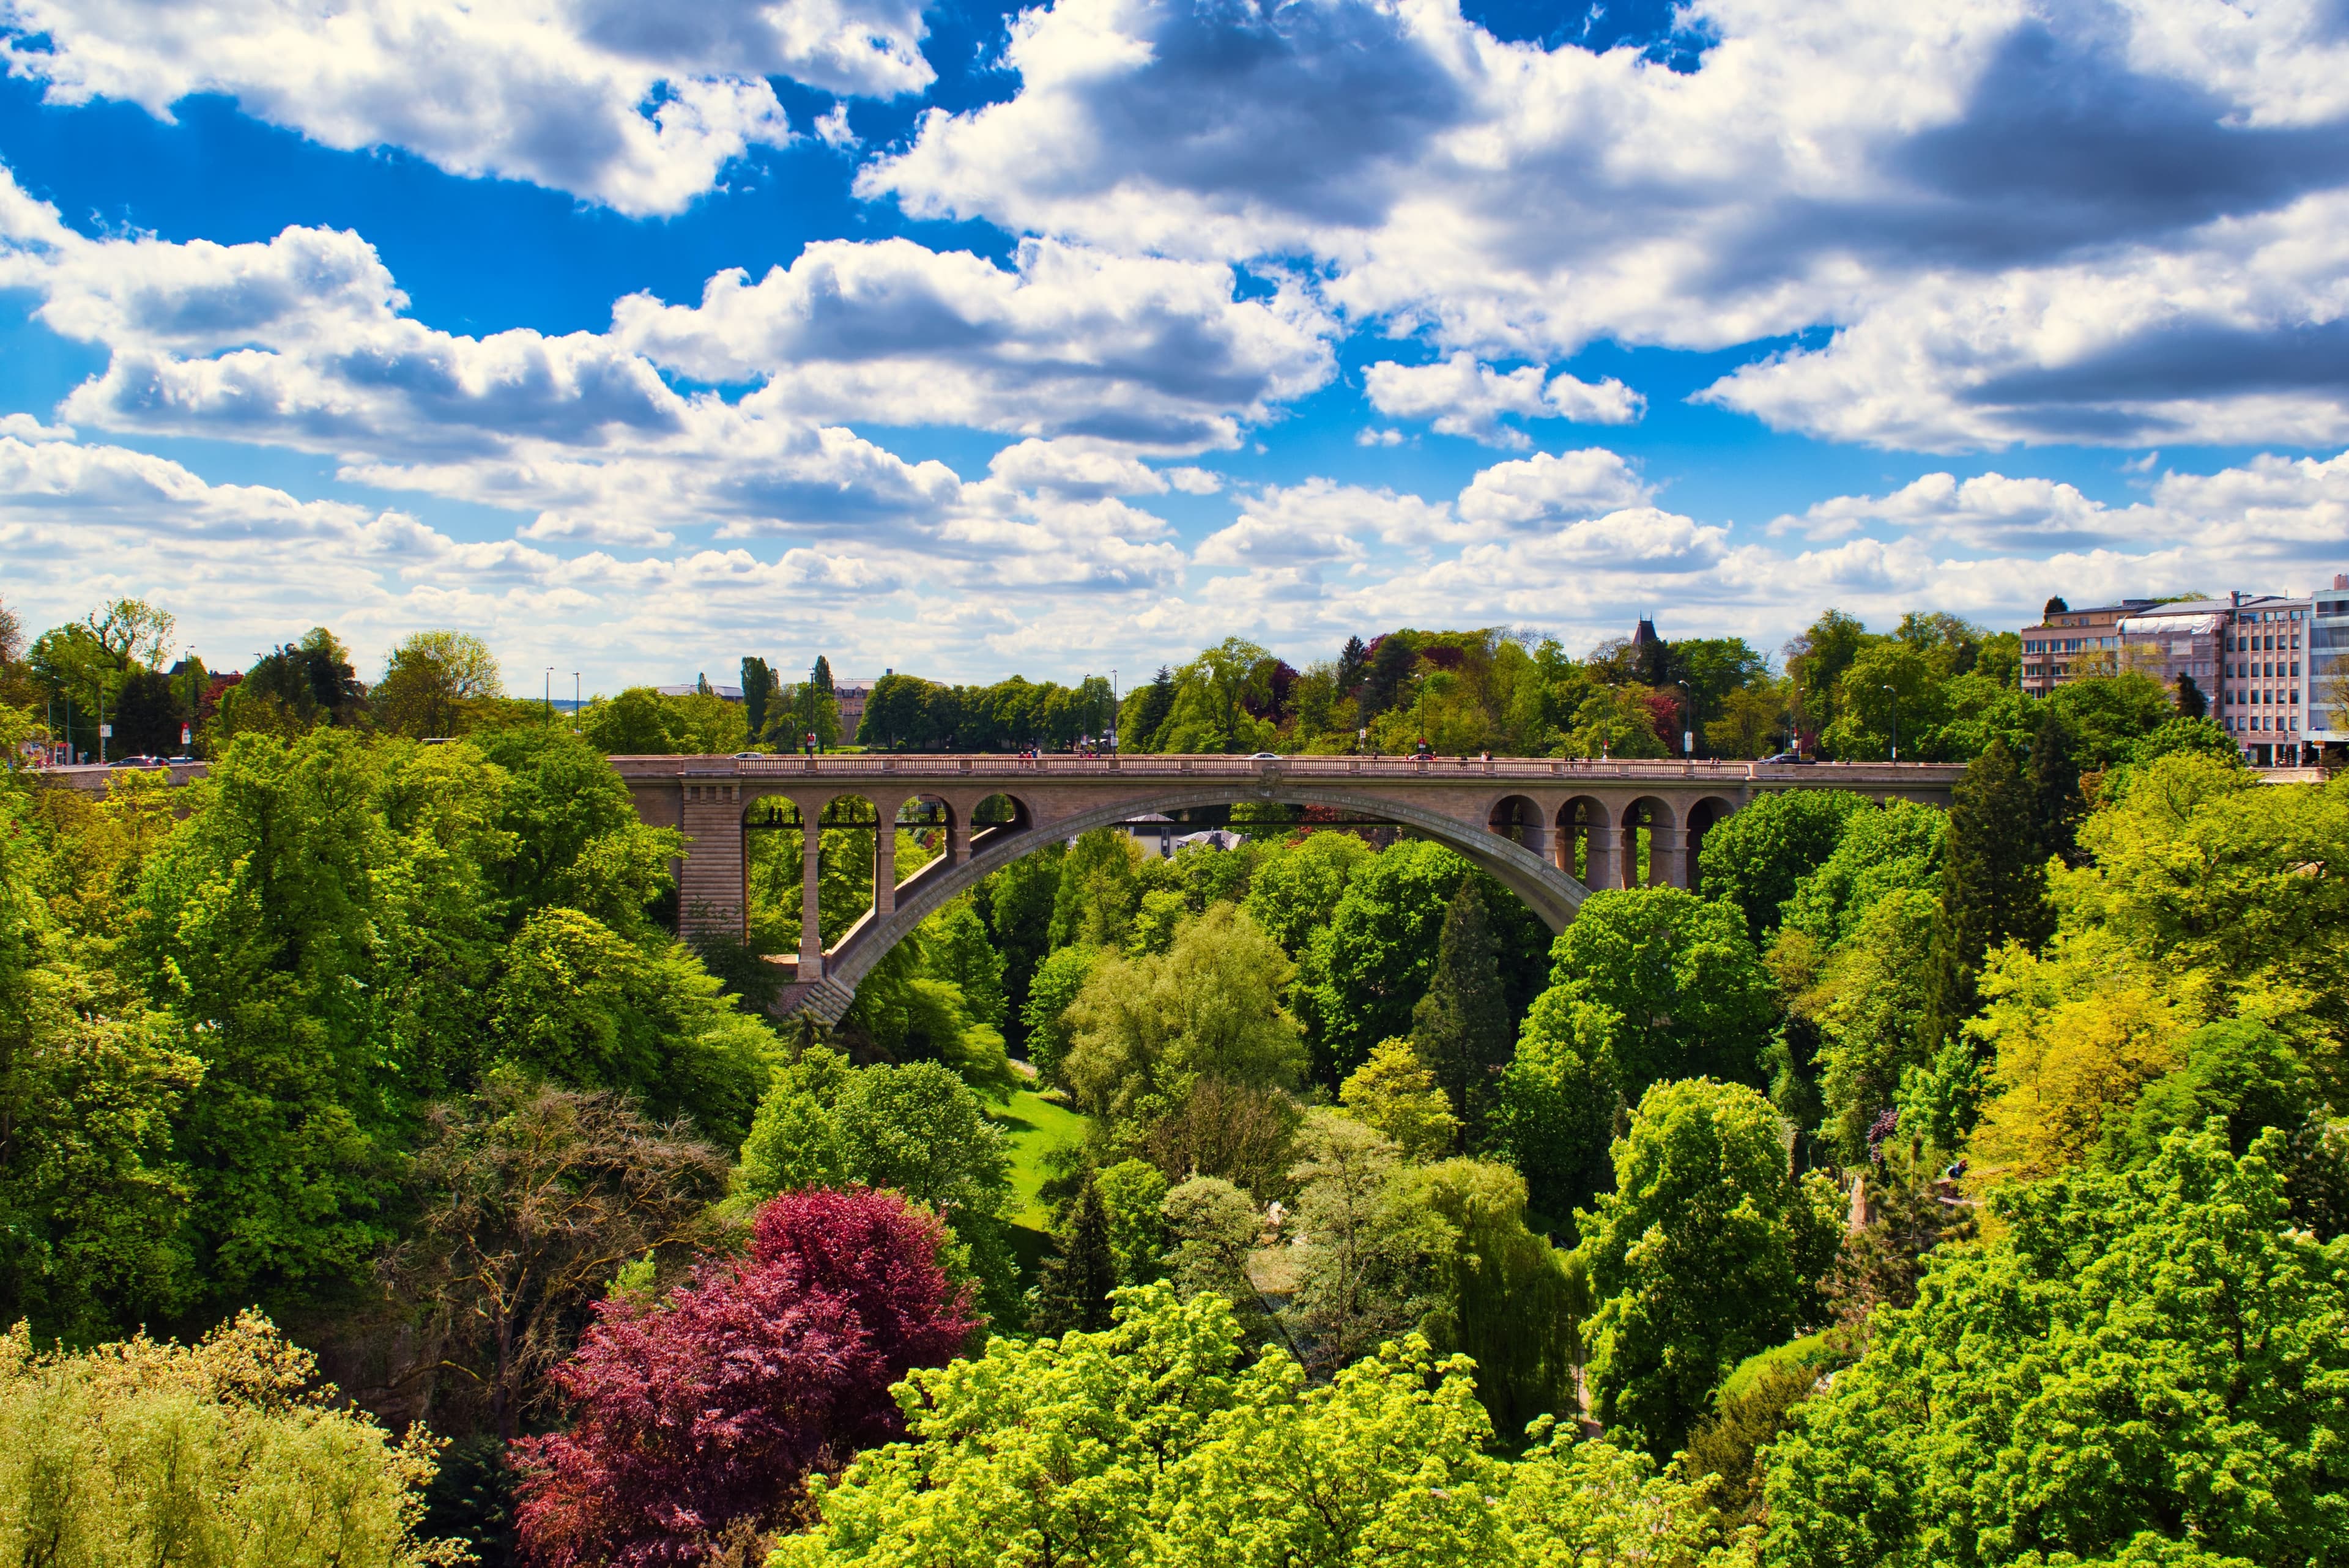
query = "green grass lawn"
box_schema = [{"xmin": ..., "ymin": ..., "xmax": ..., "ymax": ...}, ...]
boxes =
[{"xmin": 988, "ymin": 1088, "xmax": 1091, "ymax": 1227}]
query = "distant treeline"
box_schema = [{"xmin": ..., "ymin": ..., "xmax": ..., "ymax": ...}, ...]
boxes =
[{"xmin": 854, "ymin": 673, "xmax": 1116, "ymax": 752}]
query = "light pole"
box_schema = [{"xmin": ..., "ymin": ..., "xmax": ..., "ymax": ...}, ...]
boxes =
[
  {"xmin": 573, "ymin": 673, "xmax": 581, "ymax": 733},
  {"xmin": 1882, "ymin": 684, "xmax": 1898, "ymax": 763},
  {"xmin": 545, "ymin": 667, "xmax": 554, "ymax": 725},
  {"xmin": 1675, "ymin": 679, "xmax": 1694, "ymax": 758},
  {"xmin": 1110, "ymin": 670, "xmax": 1117, "ymax": 757}
]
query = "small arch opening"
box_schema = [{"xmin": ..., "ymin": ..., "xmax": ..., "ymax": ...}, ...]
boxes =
[
  {"xmin": 1556, "ymin": 796, "xmax": 1605, "ymax": 882},
  {"xmin": 743, "ymin": 796, "xmax": 806, "ymax": 956},
  {"xmin": 1622, "ymin": 796, "xmax": 1677, "ymax": 888},
  {"xmin": 971, "ymin": 792, "xmax": 1030, "ymax": 832},
  {"xmin": 1487, "ymin": 794, "xmax": 1542, "ymax": 851}
]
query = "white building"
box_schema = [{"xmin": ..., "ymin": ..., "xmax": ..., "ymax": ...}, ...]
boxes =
[{"xmin": 2312, "ymin": 575, "xmax": 2349, "ymax": 747}]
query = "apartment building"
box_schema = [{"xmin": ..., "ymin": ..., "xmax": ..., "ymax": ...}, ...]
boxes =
[
  {"xmin": 2018, "ymin": 599, "xmax": 2161, "ymax": 695},
  {"xmin": 2020, "ymin": 580, "xmax": 2347, "ymax": 766},
  {"xmin": 2309, "ymin": 576, "xmax": 2348, "ymax": 748},
  {"xmin": 2214, "ymin": 593, "xmax": 2314, "ymax": 765}
]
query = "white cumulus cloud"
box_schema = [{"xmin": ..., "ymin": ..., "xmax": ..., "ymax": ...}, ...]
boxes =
[
  {"xmin": 1363, "ymin": 352, "xmax": 1642, "ymax": 446},
  {"xmin": 0, "ymin": 0, "xmax": 937, "ymax": 215}
]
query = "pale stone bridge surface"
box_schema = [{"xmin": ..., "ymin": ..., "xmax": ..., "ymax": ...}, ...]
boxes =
[{"xmin": 612, "ymin": 753, "xmax": 1968, "ymax": 1023}]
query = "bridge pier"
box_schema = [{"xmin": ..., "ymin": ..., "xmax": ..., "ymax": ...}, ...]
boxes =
[
  {"xmin": 799, "ymin": 819, "xmax": 824, "ymax": 979},
  {"xmin": 1586, "ymin": 823, "xmax": 1622, "ymax": 890},
  {"xmin": 874, "ymin": 824, "xmax": 896, "ymax": 917},
  {"xmin": 1652, "ymin": 825, "xmax": 1689, "ymax": 890}
]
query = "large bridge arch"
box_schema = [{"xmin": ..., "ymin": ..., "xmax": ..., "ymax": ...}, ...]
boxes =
[
  {"xmin": 793, "ymin": 783, "xmax": 1590, "ymax": 1024},
  {"xmin": 620, "ymin": 752, "xmax": 1969, "ymax": 1024}
]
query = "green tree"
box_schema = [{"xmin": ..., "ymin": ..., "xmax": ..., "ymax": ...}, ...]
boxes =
[
  {"xmin": 1791, "ymin": 886, "xmax": 1940, "ymax": 1164},
  {"xmin": 1575, "ymin": 1078, "xmax": 1841, "ymax": 1458},
  {"xmin": 1240, "ymin": 829, "xmax": 1371, "ymax": 957},
  {"xmin": 977, "ymin": 844, "xmax": 1063, "ymax": 1049},
  {"xmin": 1823, "ymin": 641, "xmax": 1948, "ymax": 761},
  {"xmin": 1408, "ymin": 1157, "xmax": 1585, "ymax": 1442},
  {"xmin": 1152, "ymin": 638, "xmax": 1280, "ymax": 754},
  {"xmin": 1118, "ymin": 664, "xmax": 1178, "ymax": 751},
  {"xmin": 1061, "ymin": 905, "xmax": 1305, "ymax": 1130},
  {"xmin": 1696, "ymin": 788, "xmax": 1874, "ymax": 942},
  {"xmin": 833, "ymin": 1060, "xmax": 1015, "ymax": 1228},
  {"xmin": 735, "ymin": 1044, "xmax": 856, "ymax": 1200},
  {"xmin": 1339, "ymin": 1038, "xmax": 1461, "ymax": 1161},
  {"xmin": 1544, "ymin": 886, "xmax": 1778, "ymax": 1100},
  {"xmin": 1306, "ymin": 840, "xmax": 1480, "ymax": 1084},
  {"xmin": 1489, "ymin": 987, "xmax": 1621, "ymax": 1227},
  {"xmin": 737, "ymin": 1052, "xmax": 1017, "ymax": 1319},
  {"xmin": 216, "ymin": 628, "xmax": 366, "ymax": 739},
  {"xmin": 1762, "ymin": 1126, "xmax": 2349, "ymax": 1568},
  {"xmin": 2046, "ymin": 670, "xmax": 2182, "ymax": 766},
  {"xmin": 469, "ymin": 725, "xmax": 681, "ymax": 937},
  {"xmin": 1287, "ymin": 1111, "xmax": 1442, "ymax": 1372},
  {"xmin": 0, "ymin": 1311, "xmax": 463, "ymax": 1567},
  {"xmin": 1409, "ymin": 876, "xmax": 1512, "ymax": 1143},
  {"xmin": 1921, "ymin": 739, "xmax": 2049, "ymax": 1065},
  {"xmin": 1089, "ymin": 1158, "xmax": 1171, "ymax": 1287},
  {"xmin": 0, "ymin": 908, "xmax": 203, "ymax": 1342},
  {"xmin": 1162, "ymin": 1176, "xmax": 1263, "ymax": 1307},
  {"xmin": 2025, "ymin": 704, "xmax": 2084, "ymax": 867},
  {"xmin": 1034, "ymin": 1174, "xmax": 1119, "ymax": 1334},
  {"xmin": 2101, "ymin": 1018, "xmax": 2321, "ymax": 1169},
  {"xmin": 1050, "ymin": 827, "xmax": 1142, "ymax": 950},
  {"xmin": 1022, "ymin": 943, "xmax": 1101, "ymax": 1085},
  {"xmin": 373, "ymin": 631, "xmax": 503, "ymax": 738},
  {"xmin": 128, "ymin": 731, "xmax": 411, "ymax": 1303},
  {"xmin": 921, "ymin": 897, "xmax": 1008, "ymax": 1030},
  {"xmin": 1778, "ymin": 799, "xmax": 1946, "ymax": 949},
  {"xmin": 2129, "ymin": 714, "xmax": 2239, "ymax": 768},
  {"xmin": 741, "ymin": 656, "xmax": 774, "ymax": 738},
  {"xmin": 489, "ymin": 906, "xmax": 777, "ymax": 1147},
  {"xmin": 1784, "ymin": 608, "xmax": 1870, "ymax": 739},
  {"xmin": 773, "ymin": 1283, "xmax": 1741, "ymax": 1568}
]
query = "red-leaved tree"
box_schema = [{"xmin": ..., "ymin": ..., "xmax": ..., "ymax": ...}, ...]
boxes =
[{"xmin": 510, "ymin": 1187, "xmax": 976, "ymax": 1566}]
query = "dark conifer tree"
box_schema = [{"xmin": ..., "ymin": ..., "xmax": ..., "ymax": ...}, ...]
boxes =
[
  {"xmin": 2026, "ymin": 705, "xmax": 2083, "ymax": 871},
  {"xmin": 740, "ymin": 656, "xmax": 773, "ymax": 736},
  {"xmin": 811, "ymin": 654, "xmax": 836, "ymax": 696},
  {"xmin": 2176, "ymin": 672, "xmax": 2208, "ymax": 720},
  {"xmin": 1921, "ymin": 739, "xmax": 2047, "ymax": 1059},
  {"xmin": 1359, "ymin": 634, "xmax": 1419, "ymax": 722},
  {"xmin": 1034, "ymin": 1175, "xmax": 1117, "ymax": 1334},
  {"xmin": 1337, "ymin": 635, "xmax": 1370, "ymax": 693},
  {"xmin": 1409, "ymin": 877, "xmax": 1512, "ymax": 1147},
  {"xmin": 1127, "ymin": 665, "xmax": 1177, "ymax": 752}
]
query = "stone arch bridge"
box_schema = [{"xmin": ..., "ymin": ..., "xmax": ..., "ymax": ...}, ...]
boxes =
[{"xmin": 614, "ymin": 752, "xmax": 1964, "ymax": 1023}]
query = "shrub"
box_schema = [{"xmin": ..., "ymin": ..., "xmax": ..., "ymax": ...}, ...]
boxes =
[{"xmin": 0, "ymin": 1309, "xmax": 461, "ymax": 1567}]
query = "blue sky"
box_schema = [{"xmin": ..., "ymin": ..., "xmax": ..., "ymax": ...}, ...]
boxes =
[{"xmin": 2, "ymin": 0, "xmax": 2347, "ymax": 692}]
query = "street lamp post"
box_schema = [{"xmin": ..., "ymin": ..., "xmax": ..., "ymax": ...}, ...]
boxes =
[
  {"xmin": 1882, "ymin": 684, "xmax": 1898, "ymax": 763},
  {"xmin": 1110, "ymin": 669, "xmax": 1117, "ymax": 757},
  {"xmin": 1675, "ymin": 679, "xmax": 1694, "ymax": 758},
  {"xmin": 545, "ymin": 667, "xmax": 554, "ymax": 725},
  {"xmin": 573, "ymin": 673, "xmax": 581, "ymax": 733}
]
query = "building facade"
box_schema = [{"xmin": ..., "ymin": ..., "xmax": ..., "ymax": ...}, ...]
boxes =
[
  {"xmin": 2020, "ymin": 581, "xmax": 2348, "ymax": 766},
  {"xmin": 2313, "ymin": 576, "xmax": 2349, "ymax": 749},
  {"xmin": 2018, "ymin": 599, "xmax": 2160, "ymax": 695}
]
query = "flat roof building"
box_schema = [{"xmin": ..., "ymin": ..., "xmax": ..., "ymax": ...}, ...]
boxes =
[{"xmin": 2022, "ymin": 580, "xmax": 2347, "ymax": 766}]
